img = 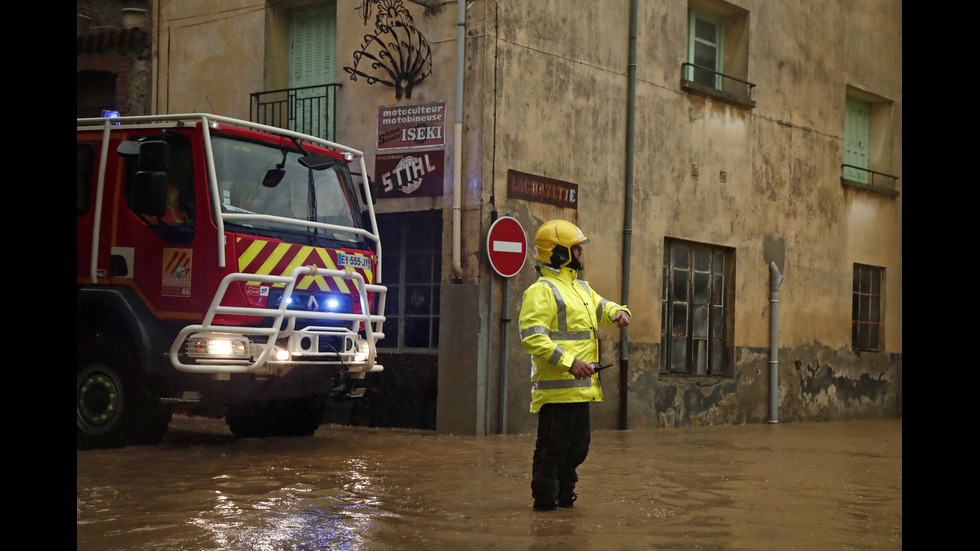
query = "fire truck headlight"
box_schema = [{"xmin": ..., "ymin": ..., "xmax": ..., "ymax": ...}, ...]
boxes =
[
  {"xmin": 353, "ymin": 340, "xmax": 370, "ymax": 363},
  {"xmin": 274, "ymin": 348, "xmax": 291, "ymax": 361},
  {"xmin": 186, "ymin": 334, "xmax": 251, "ymax": 359}
]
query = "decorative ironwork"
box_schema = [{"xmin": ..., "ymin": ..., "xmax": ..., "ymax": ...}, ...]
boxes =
[
  {"xmin": 345, "ymin": 0, "xmax": 432, "ymax": 100},
  {"xmin": 250, "ymin": 84, "xmax": 340, "ymax": 141}
]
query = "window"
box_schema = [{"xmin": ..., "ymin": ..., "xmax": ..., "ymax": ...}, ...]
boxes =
[
  {"xmin": 683, "ymin": 1, "xmax": 753, "ymax": 107},
  {"xmin": 842, "ymin": 89, "xmax": 899, "ymax": 193},
  {"xmin": 844, "ymin": 97, "xmax": 871, "ymax": 183},
  {"xmin": 210, "ymin": 134, "xmax": 361, "ymax": 247},
  {"xmin": 687, "ymin": 8, "xmax": 723, "ymax": 89},
  {"xmin": 289, "ymin": 2, "xmax": 337, "ymax": 140},
  {"xmin": 123, "ymin": 133, "xmax": 196, "ymax": 244},
  {"xmin": 852, "ymin": 264, "xmax": 883, "ymax": 351},
  {"xmin": 661, "ymin": 239, "xmax": 734, "ymax": 376},
  {"xmin": 376, "ymin": 212, "xmax": 442, "ymax": 352}
]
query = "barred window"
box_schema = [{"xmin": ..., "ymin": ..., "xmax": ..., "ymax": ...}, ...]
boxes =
[
  {"xmin": 376, "ymin": 211, "xmax": 442, "ymax": 352},
  {"xmin": 852, "ymin": 264, "xmax": 883, "ymax": 351},
  {"xmin": 661, "ymin": 239, "xmax": 735, "ymax": 376}
]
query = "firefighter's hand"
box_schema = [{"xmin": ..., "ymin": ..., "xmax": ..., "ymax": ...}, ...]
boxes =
[
  {"xmin": 569, "ymin": 359, "xmax": 596, "ymax": 379},
  {"xmin": 612, "ymin": 310, "xmax": 631, "ymax": 328}
]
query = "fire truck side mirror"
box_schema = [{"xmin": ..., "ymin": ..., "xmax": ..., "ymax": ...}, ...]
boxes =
[
  {"xmin": 133, "ymin": 171, "xmax": 169, "ymax": 218},
  {"xmin": 138, "ymin": 141, "xmax": 170, "ymax": 172},
  {"xmin": 349, "ymin": 171, "xmax": 378, "ymax": 207},
  {"xmin": 262, "ymin": 168, "xmax": 286, "ymax": 188},
  {"xmin": 360, "ymin": 176, "xmax": 379, "ymax": 206}
]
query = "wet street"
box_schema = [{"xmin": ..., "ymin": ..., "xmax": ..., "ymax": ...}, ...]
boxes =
[{"xmin": 77, "ymin": 415, "xmax": 902, "ymax": 550}]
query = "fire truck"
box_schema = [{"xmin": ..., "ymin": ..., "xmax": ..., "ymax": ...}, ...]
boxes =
[{"xmin": 77, "ymin": 114, "xmax": 387, "ymax": 449}]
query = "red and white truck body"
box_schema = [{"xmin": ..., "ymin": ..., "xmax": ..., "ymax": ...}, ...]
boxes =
[{"xmin": 77, "ymin": 114, "xmax": 386, "ymax": 448}]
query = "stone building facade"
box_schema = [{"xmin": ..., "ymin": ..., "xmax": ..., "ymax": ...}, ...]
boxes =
[
  {"xmin": 77, "ymin": 1, "xmax": 153, "ymax": 117},
  {"xmin": 77, "ymin": 0, "xmax": 902, "ymax": 434}
]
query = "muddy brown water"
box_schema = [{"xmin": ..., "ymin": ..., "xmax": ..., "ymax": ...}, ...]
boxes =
[{"xmin": 77, "ymin": 415, "xmax": 901, "ymax": 550}]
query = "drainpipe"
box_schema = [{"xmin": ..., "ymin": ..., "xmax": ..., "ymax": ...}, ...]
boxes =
[
  {"xmin": 618, "ymin": 0, "xmax": 638, "ymax": 430},
  {"xmin": 452, "ymin": 0, "xmax": 465, "ymax": 281},
  {"xmin": 768, "ymin": 261, "xmax": 784, "ymax": 423}
]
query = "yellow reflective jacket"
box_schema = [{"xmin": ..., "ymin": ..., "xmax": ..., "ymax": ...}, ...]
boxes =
[{"xmin": 518, "ymin": 266, "xmax": 631, "ymax": 413}]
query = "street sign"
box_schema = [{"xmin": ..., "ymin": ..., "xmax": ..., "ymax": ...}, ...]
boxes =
[{"xmin": 487, "ymin": 216, "xmax": 527, "ymax": 278}]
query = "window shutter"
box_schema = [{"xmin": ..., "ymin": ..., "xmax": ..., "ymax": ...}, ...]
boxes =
[
  {"xmin": 288, "ymin": 3, "xmax": 337, "ymax": 139},
  {"xmin": 844, "ymin": 98, "xmax": 871, "ymax": 183},
  {"xmin": 289, "ymin": 4, "xmax": 336, "ymax": 89}
]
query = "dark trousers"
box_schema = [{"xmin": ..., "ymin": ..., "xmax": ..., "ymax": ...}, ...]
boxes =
[{"xmin": 531, "ymin": 402, "xmax": 591, "ymax": 505}]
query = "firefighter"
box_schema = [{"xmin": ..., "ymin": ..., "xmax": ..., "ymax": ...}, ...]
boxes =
[
  {"xmin": 518, "ymin": 220, "xmax": 631, "ymax": 511},
  {"xmin": 161, "ymin": 180, "xmax": 190, "ymax": 223}
]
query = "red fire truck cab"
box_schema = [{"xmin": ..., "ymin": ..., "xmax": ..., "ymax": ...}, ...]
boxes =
[{"xmin": 77, "ymin": 114, "xmax": 387, "ymax": 449}]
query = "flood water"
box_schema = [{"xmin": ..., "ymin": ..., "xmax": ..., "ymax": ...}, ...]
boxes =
[{"xmin": 77, "ymin": 415, "xmax": 902, "ymax": 550}]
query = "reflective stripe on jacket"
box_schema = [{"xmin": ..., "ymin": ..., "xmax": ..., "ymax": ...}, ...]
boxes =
[{"xmin": 518, "ymin": 266, "xmax": 631, "ymax": 413}]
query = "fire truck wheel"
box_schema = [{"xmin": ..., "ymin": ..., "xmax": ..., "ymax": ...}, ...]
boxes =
[
  {"xmin": 76, "ymin": 359, "xmax": 171, "ymax": 449},
  {"xmin": 224, "ymin": 401, "xmax": 265, "ymax": 438},
  {"xmin": 273, "ymin": 395, "xmax": 327, "ymax": 436},
  {"xmin": 225, "ymin": 396, "xmax": 326, "ymax": 438}
]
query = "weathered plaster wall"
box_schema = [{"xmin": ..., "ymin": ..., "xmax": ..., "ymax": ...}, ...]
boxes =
[
  {"xmin": 153, "ymin": 0, "xmax": 267, "ymax": 116},
  {"xmin": 482, "ymin": 0, "xmax": 901, "ymax": 431},
  {"xmin": 146, "ymin": 0, "xmax": 901, "ymax": 432}
]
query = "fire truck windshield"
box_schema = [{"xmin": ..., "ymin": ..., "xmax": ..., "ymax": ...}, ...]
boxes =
[{"xmin": 210, "ymin": 135, "xmax": 362, "ymax": 245}]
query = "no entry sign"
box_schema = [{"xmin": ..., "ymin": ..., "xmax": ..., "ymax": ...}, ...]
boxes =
[{"xmin": 487, "ymin": 216, "xmax": 527, "ymax": 278}]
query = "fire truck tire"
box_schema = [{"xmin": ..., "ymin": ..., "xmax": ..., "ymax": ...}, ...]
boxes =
[
  {"xmin": 225, "ymin": 395, "xmax": 326, "ymax": 438},
  {"xmin": 76, "ymin": 357, "xmax": 171, "ymax": 450}
]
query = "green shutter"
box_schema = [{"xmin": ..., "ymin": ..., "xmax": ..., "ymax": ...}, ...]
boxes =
[
  {"xmin": 288, "ymin": 3, "xmax": 337, "ymax": 139},
  {"xmin": 289, "ymin": 4, "xmax": 336, "ymax": 89},
  {"xmin": 844, "ymin": 98, "xmax": 870, "ymax": 183}
]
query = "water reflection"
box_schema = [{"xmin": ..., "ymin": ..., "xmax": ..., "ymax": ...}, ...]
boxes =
[{"xmin": 77, "ymin": 416, "xmax": 901, "ymax": 550}]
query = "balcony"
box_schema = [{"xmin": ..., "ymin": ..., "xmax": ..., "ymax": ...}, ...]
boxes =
[
  {"xmin": 841, "ymin": 165, "xmax": 900, "ymax": 197},
  {"xmin": 250, "ymin": 84, "xmax": 340, "ymax": 141},
  {"xmin": 681, "ymin": 63, "xmax": 756, "ymax": 109}
]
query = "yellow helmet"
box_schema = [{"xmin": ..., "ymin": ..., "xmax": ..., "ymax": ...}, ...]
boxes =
[{"xmin": 533, "ymin": 220, "xmax": 589, "ymax": 269}]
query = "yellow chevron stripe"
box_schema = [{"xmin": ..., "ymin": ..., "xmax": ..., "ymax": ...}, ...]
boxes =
[
  {"xmin": 259, "ymin": 242, "xmax": 292, "ymax": 277},
  {"xmin": 315, "ymin": 247, "xmax": 351, "ymax": 291},
  {"xmin": 237, "ymin": 239, "xmax": 263, "ymax": 270},
  {"xmin": 285, "ymin": 246, "xmax": 312, "ymax": 289},
  {"xmin": 239, "ymin": 238, "xmax": 269, "ymax": 286},
  {"xmin": 235, "ymin": 237, "xmax": 368, "ymax": 295},
  {"xmin": 287, "ymin": 246, "xmax": 328, "ymax": 291}
]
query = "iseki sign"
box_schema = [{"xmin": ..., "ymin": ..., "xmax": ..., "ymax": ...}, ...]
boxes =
[
  {"xmin": 375, "ymin": 150, "xmax": 445, "ymax": 198},
  {"xmin": 377, "ymin": 101, "xmax": 447, "ymax": 150}
]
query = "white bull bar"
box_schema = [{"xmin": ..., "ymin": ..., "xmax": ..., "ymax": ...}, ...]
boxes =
[{"xmin": 169, "ymin": 265, "xmax": 386, "ymax": 374}]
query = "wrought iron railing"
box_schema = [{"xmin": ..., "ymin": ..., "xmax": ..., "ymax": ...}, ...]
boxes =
[
  {"xmin": 841, "ymin": 164, "xmax": 900, "ymax": 195},
  {"xmin": 250, "ymin": 84, "xmax": 340, "ymax": 141},
  {"xmin": 681, "ymin": 62, "xmax": 756, "ymax": 107}
]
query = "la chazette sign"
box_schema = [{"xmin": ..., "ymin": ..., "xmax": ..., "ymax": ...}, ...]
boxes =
[{"xmin": 507, "ymin": 169, "xmax": 578, "ymax": 209}]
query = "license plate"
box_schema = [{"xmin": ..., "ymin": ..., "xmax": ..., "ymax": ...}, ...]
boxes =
[{"xmin": 337, "ymin": 252, "xmax": 372, "ymax": 270}]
